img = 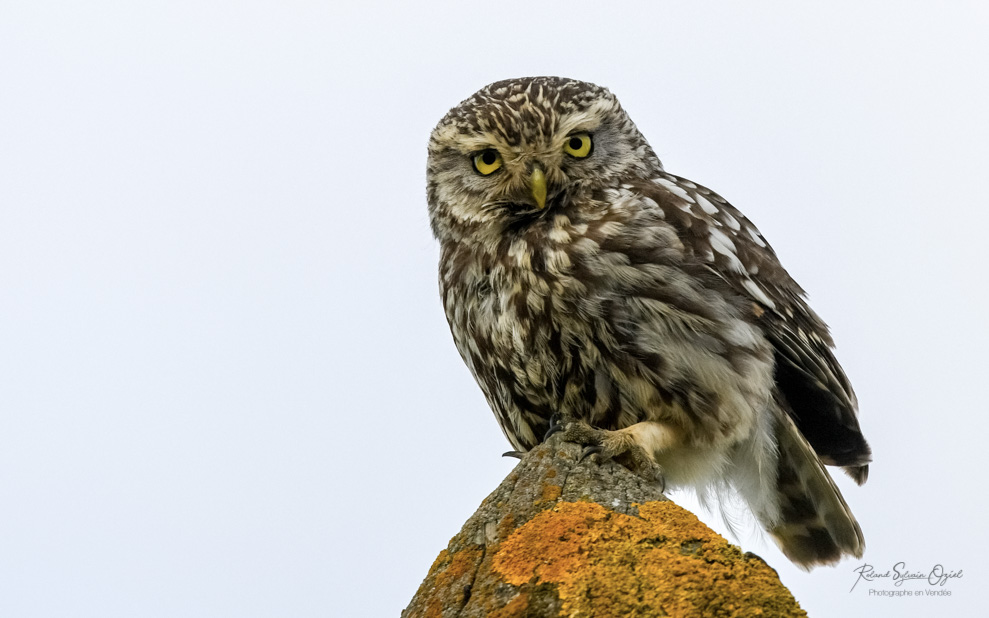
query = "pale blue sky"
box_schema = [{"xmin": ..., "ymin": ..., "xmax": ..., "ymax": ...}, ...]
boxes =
[{"xmin": 2, "ymin": 2, "xmax": 986, "ymax": 616}]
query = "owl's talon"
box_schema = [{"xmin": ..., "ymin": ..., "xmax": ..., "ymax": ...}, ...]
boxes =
[
  {"xmin": 580, "ymin": 445, "xmax": 603, "ymax": 462},
  {"xmin": 502, "ymin": 450, "xmax": 525, "ymax": 459},
  {"xmin": 653, "ymin": 469, "xmax": 667, "ymax": 494},
  {"xmin": 543, "ymin": 412, "xmax": 563, "ymax": 441}
]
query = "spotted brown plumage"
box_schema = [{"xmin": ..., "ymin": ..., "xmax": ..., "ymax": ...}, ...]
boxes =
[{"xmin": 427, "ymin": 76, "xmax": 871, "ymax": 568}]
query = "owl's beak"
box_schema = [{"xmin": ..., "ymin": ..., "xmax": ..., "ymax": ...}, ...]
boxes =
[{"xmin": 529, "ymin": 166, "xmax": 547, "ymax": 210}]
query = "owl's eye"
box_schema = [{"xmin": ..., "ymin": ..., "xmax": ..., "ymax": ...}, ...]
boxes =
[
  {"xmin": 472, "ymin": 149, "xmax": 503, "ymax": 175},
  {"xmin": 563, "ymin": 133, "xmax": 593, "ymax": 158}
]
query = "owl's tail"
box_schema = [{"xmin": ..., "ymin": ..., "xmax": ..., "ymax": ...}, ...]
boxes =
[{"xmin": 769, "ymin": 414, "xmax": 865, "ymax": 568}]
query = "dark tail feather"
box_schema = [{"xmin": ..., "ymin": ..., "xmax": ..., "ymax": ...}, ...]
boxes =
[
  {"xmin": 770, "ymin": 415, "xmax": 865, "ymax": 568},
  {"xmin": 843, "ymin": 464, "xmax": 869, "ymax": 485}
]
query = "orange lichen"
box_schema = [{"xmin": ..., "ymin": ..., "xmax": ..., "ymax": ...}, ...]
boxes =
[
  {"xmin": 426, "ymin": 548, "xmax": 450, "ymax": 576},
  {"xmin": 488, "ymin": 591, "xmax": 530, "ymax": 618},
  {"xmin": 422, "ymin": 598, "xmax": 442, "ymax": 618},
  {"xmin": 405, "ymin": 544, "xmax": 484, "ymax": 618},
  {"xmin": 433, "ymin": 545, "xmax": 483, "ymax": 591},
  {"xmin": 492, "ymin": 501, "xmax": 805, "ymax": 617},
  {"xmin": 539, "ymin": 483, "xmax": 562, "ymax": 503},
  {"xmin": 496, "ymin": 513, "xmax": 515, "ymax": 541}
]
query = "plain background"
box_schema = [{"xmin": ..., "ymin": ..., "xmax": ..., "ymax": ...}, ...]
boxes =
[{"xmin": 2, "ymin": 2, "xmax": 986, "ymax": 616}]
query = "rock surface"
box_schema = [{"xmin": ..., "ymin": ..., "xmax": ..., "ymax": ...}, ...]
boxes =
[{"xmin": 403, "ymin": 438, "xmax": 807, "ymax": 617}]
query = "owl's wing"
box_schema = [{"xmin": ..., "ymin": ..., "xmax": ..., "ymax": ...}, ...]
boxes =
[{"xmin": 635, "ymin": 174, "xmax": 871, "ymax": 482}]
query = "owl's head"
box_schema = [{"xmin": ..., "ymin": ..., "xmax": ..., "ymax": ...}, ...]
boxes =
[{"xmin": 427, "ymin": 77, "xmax": 662, "ymax": 242}]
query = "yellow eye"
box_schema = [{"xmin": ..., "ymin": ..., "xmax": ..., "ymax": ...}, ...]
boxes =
[
  {"xmin": 563, "ymin": 133, "xmax": 593, "ymax": 158},
  {"xmin": 472, "ymin": 149, "xmax": 503, "ymax": 175}
]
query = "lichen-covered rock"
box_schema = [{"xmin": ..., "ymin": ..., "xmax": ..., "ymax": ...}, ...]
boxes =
[{"xmin": 403, "ymin": 438, "xmax": 806, "ymax": 618}]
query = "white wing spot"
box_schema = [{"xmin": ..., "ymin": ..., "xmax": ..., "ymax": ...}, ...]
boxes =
[
  {"xmin": 746, "ymin": 226, "xmax": 767, "ymax": 248},
  {"xmin": 695, "ymin": 193, "xmax": 719, "ymax": 215},
  {"xmin": 722, "ymin": 213, "xmax": 741, "ymax": 231},
  {"xmin": 655, "ymin": 178, "xmax": 696, "ymax": 203},
  {"xmin": 709, "ymin": 228, "xmax": 747, "ymax": 274},
  {"xmin": 708, "ymin": 227, "xmax": 737, "ymax": 257},
  {"xmin": 743, "ymin": 279, "xmax": 776, "ymax": 309}
]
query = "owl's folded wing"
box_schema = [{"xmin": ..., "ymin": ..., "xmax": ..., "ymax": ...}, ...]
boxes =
[{"xmin": 635, "ymin": 174, "xmax": 871, "ymax": 482}]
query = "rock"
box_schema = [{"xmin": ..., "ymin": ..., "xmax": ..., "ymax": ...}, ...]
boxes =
[{"xmin": 403, "ymin": 438, "xmax": 807, "ymax": 617}]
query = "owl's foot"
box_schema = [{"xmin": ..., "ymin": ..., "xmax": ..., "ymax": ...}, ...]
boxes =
[{"xmin": 561, "ymin": 421, "xmax": 666, "ymax": 490}]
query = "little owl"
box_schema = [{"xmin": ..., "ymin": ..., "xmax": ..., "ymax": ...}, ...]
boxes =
[{"xmin": 426, "ymin": 76, "xmax": 870, "ymax": 568}]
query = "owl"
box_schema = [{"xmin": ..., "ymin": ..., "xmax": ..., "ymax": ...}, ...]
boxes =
[{"xmin": 426, "ymin": 77, "xmax": 871, "ymax": 568}]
